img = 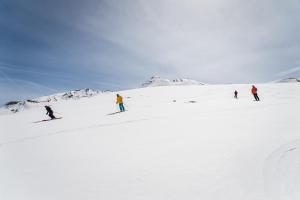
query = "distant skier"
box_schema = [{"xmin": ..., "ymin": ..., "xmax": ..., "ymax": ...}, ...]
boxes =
[
  {"xmin": 234, "ymin": 90, "xmax": 238, "ymax": 99},
  {"xmin": 116, "ymin": 94, "xmax": 125, "ymax": 112},
  {"xmin": 251, "ymin": 85, "xmax": 260, "ymax": 101},
  {"xmin": 45, "ymin": 105, "xmax": 56, "ymax": 119}
]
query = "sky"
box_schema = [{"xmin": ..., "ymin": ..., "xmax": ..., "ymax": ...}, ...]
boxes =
[{"xmin": 1, "ymin": 0, "xmax": 300, "ymax": 105}]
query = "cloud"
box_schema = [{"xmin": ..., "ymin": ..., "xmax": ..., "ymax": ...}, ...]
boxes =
[
  {"xmin": 73, "ymin": 0, "xmax": 300, "ymax": 82},
  {"xmin": 0, "ymin": 65, "xmax": 59, "ymax": 104},
  {"xmin": 0, "ymin": 78, "xmax": 58, "ymax": 105},
  {"xmin": 276, "ymin": 66, "xmax": 300, "ymax": 78}
]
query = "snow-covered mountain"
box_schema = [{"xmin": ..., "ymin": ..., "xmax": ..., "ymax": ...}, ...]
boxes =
[
  {"xmin": 1, "ymin": 88, "xmax": 103, "ymax": 114},
  {"xmin": 141, "ymin": 76, "xmax": 205, "ymax": 87},
  {"xmin": 274, "ymin": 77, "xmax": 300, "ymax": 83},
  {"xmin": 1, "ymin": 83, "xmax": 300, "ymax": 200},
  {"xmin": 47, "ymin": 88, "xmax": 101, "ymax": 101}
]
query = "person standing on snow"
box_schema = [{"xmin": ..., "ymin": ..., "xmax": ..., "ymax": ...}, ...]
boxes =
[
  {"xmin": 251, "ymin": 85, "xmax": 260, "ymax": 101},
  {"xmin": 234, "ymin": 90, "xmax": 238, "ymax": 99},
  {"xmin": 116, "ymin": 94, "xmax": 125, "ymax": 112},
  {"xmin": 45, "ymin": 105, "xmax": 56, "ymax": 119}
]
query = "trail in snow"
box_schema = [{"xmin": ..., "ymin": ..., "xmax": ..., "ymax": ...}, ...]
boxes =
[
  {"xmin": 1, "ymin": 100, "xmax": 292, "ymax": 147},
  {"xmin": 0, "ymin": 118, "xmax": 154, "ymax": 147},
  {"xmin": 264, "ymin": 139, "xmax": 300, "ymax": 200}
]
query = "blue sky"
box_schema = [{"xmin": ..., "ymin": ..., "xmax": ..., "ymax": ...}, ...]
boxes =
[{"xmin": 1, "ymin": 0, "xmax": 300, "ymax": 105}]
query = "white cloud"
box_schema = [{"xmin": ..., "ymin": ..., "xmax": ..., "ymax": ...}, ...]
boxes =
[
  {"xmin": 276, "ymin": 66, "xmax": 300, "ymax": 77},
  {"xmin": 66, "ymin": 0, "xmax": 300, "ymax": 83}
]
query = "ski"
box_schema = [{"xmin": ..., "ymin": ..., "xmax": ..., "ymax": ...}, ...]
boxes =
[{"xmin": 33, "ymin": 117, "xmax": 63, "ymax": 123}]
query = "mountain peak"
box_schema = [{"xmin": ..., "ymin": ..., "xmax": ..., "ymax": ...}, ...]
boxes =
[{"xmin": 141, "ymin": 76, "xmax": 205, "ymax": 87}]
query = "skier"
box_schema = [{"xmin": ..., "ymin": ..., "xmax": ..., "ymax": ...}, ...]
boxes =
[
  {"xmin": 116, "ymin": 94, "xmax": 125, "ymax": 112},
  {"xmin": 234, "ymin": 90, "xmax": 238, "ymax": 99},
  {"xmin": 251, "ymin": 85, "xmax": 260, "ymax": 101},
  {"xmin": 45, "ymin": 105, "xmax": 56, "ymax": 119}
]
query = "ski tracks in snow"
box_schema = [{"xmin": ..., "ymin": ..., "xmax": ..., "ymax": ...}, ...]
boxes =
[
  {"xmin": 1, "ymin": 101, "xmax": 293, "ymax": 147},
  {"xmin": 263, "ymin": 139, "xmax": 300, "ymax": 200},
  {"xmin": 0, "ymin": 118, "xmax": 156, "ymax": 147}
]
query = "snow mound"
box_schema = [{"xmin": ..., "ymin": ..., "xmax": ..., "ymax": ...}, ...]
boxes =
[
  {"xmin": 275, "ymin": 77, "xmax": 300, "ymax": 83},
  {"xmin": 1, "ymin": 88, "xmax": 103, "ymax": 114},
  {"xmin": 141, "ymin": 76, "xmax": 205, "ymax": 87}
]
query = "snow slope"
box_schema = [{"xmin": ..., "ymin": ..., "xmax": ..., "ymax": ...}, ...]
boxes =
[{"xmin": 0, "ymin": 83, "xmax": 300, "ymax": 200}]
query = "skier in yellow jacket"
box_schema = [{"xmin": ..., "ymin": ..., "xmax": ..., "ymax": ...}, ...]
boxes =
[{"xmin": 116, "ymin": 94, "xmax": 125, "ymax": 112}]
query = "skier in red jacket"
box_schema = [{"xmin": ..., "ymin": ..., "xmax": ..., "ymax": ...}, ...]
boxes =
[{"xmin": 251, "ymin": 85, "xmax": 260, "ymax": 101}]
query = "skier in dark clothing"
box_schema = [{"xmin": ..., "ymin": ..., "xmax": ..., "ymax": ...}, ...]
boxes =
[
  {"xmin": 45, "ymin": 106, "xmax": 56, "ymax": 119},
  {"xmin": 234, "ymin": 90, "xmax": 238, "ymax": 99},
  {"xmin": 251, "ymin": 85, "xmax": 260, "ymax": 101}
]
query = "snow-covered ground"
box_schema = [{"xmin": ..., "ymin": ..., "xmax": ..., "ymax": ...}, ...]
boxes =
[{"xmin": 0, "ymin": 83, "xmax": 300, "ymax": 200}]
